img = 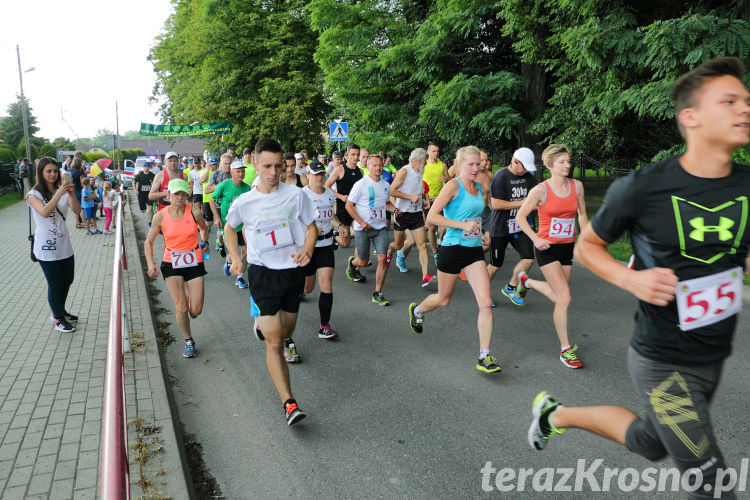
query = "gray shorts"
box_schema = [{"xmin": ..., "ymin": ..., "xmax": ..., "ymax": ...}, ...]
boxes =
[
  {"xmin": 354, "ymin": 227, "xmax": 389, "ymax": 262},
  {"xmin": 624, "ymin": 346, "xmax": 733, "ymax": 499}
]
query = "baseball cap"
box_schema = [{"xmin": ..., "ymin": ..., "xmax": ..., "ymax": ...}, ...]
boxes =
[
  {"xmin": 208, "ymin": 156, "xmax": 218, "ymax": 165},
  {"xmin": 307, "ymin": 161, "xmax": 326, "ymax": 175},
  {"xmin": 230, "ymin": 160, "xmax": 245, "ymax": 170},
  {"xmin": 294, "ymin": 153, "xmax": 303, "ymax": 160},
  {"xmin": 165, "ymin": 151, "xmax": 179, "ymax": 160},
  {"xmin": 168, "ymin": 179, "xmax": 190, "ymax": 194},
  {"xmin": 181, "ymin": 156, "xmax": 189, "ymax": 162},
  {"xmin": 513, "ymin": 147, "xmax": 536, "ymax": 173}
]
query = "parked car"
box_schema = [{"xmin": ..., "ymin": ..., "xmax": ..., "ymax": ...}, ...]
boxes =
[{"xmin": 121, "ymin": 160, "xmax": 136, "ymax": 186}]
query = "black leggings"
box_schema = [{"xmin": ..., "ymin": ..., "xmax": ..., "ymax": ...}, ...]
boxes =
[{"xmin": 39, "ymin": 256, "xmax": 75, "ymax": 320}]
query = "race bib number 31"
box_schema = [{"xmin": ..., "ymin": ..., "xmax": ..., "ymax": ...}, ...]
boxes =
[
  {"xmin": 549, "ymin": 217, "xmax": 575, "ymax": 239},
  {"xmin": 255, "ymin": 222, "xmax": 294, "ymax": 251},
  {"xmin": 676, "ymin": 267, "xmax": 743, "ymax": 331},
  {"xmin": 171, "ymin": 250, "xmax": 198, "ymax": 269}
]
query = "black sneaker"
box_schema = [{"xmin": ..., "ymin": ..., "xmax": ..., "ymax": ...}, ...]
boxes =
[
  {"xmin": 284, "ymin": 399, "xmax": 306, "ymax": 426},
  {"xmin": 54, "ymin": 320, "xmax": 75, "ymax": 333},
  {"xmin": 351, "ymin": 266, "xmax": 366, "ymax": 283},
  {"xmin": 50, "ymin": 313, "xmax": 78, "ymax": 324},
  {"xmin": 476, "ymin": 355, "xmax": 502, "ymax": 373}
]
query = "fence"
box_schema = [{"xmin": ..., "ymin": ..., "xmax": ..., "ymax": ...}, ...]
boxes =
[{"xmin": 99, "ymin": 190, "xmax": 132, "ymax": 499}]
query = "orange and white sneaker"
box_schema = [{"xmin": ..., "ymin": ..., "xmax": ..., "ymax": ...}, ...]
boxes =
[
  {"xmin": 560, "ymin": 345, "xmax": 583, "ymax": 369},
  {"xmin": 284, "ymin": 399, "xmax": 306, "ymax": 426}
]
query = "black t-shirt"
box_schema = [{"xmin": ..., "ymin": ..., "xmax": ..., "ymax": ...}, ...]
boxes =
[
  {"xmin": 591, "ymin": 156, "xmax": 750, "ymax": 365},
  {"xmin": 134, "ymin": 171, "xmax": 155, "ymax": 194},
  {"xmin": 488, "ymin": 167, "xmax": 536, "ymax": 237}
]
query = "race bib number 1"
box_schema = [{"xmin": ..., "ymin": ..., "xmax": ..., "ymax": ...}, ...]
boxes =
[
  {"xmin": 549, "ymin": 217, "xmax": 575, "ymax": 239},
  {"xmin": 255, "ymin": 222, "xmax": 294, "ymax": 251},
  {"xmin": 171, "ymin": 250, "xmax": 198, "ymax": 269},
  {"xmin": 676, "ymin": 267, "xmax": 743, "ymax": 331},
  {"xmin": 508, "ymin": 218, "xmax": 521, "ymax": 234},
  {"xmin": 462, "ymin": 217, "xmax": 481, "ymax": 239}
]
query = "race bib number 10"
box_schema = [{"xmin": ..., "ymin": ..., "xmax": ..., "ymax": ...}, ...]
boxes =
[
  {"xmin": 549, "ymin": 217, "xmax": 575, "ymax": 239},
  {"xmin": 676, "ymin": 267, "xmax": 743, "ymax": 331},
  {"xmin": 255, "ymin": 222, "xmax": 294, "ymax": 251},
  {"xmin": 171, "ymin": 250, "xmax": 198, "ymax": 269},
  {"xmin": 508, "ymin": 218, "xmax": 521, "ymax": 234}
]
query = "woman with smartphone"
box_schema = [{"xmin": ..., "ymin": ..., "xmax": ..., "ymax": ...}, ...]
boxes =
[{"xmin": 26, "ymin": 157, "xmax": 82, "ymax": 333}]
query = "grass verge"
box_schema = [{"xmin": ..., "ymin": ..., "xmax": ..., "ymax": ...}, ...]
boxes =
[{"xmin": 0, "ymin": 191, "xmax": 23, "ymax": 210}]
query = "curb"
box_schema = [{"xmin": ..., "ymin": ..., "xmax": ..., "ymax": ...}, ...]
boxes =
[{"xmin": 123, "ymin": 192, "xmax": 194, "ymax": 499}]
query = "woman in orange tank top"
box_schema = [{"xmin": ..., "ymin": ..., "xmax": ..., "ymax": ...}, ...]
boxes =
[
  {"xmin": 144, "ymin": 178, "xmax": 209, "ymax": 358},
  {"xmin": 516, "ymin": 144, "xmax": 589, "ymax": 369}
]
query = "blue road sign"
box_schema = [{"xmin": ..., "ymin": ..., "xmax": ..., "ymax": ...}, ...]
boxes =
[{"xmin": 329, "ymin": 122, "xmax": 349, "ymax": 142}]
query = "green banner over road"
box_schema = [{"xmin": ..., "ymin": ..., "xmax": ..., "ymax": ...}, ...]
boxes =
[{"xmin": 139, "ymin": 121, "xmax": 232, "ymax": 137}]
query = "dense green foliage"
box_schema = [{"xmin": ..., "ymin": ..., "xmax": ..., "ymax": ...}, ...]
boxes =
[
  {"xmin": 151, "ymin": 0, "xmax": 750, "ymax": 164},
  {"xmin": 0, "ymin": 97, "xmax": 41, "ymax": 158}
]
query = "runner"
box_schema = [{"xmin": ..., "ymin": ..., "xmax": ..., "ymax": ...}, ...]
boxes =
[
  {"xmin": 326, "ymin": 143, "xmax": 363, "ymax": 256},
  {"xmin": 515, "ymin": 144, "xmax": 588, "ymax": 368},
  {"xmin": 224, "ymin": 138, "xmax": 317, "ymax": 426},
  {"xmin": 148, "ymin": 151, "xmax": 186, "ymax": 212},
  {"xmin": 395, "ymin": 180, "xmax": 431, "ymax": 272},
  {"xmin": 387, "ymin": 148, "xmax": 434, "ymax": 287},
  {"xmin": 189, "ymin": 157, "xmax": 203, "ymax": 203},
  {"xmin": 133, "ymin": 160, "xmax": 156, "ymax": 224},
  {"xmin": 144, "ymin": 178, "xmax": 209, "ymax": 358},
  {"xmin": 283, "ymin": 152, "xmax": 306, "ymax": 187},
  {"xmin": 302, "ymin": 161, "xmax": 340, "ymax": 340},
  {"xmin": 423, "ymin": 142, "xmax": 449, "ymax": 264},
  {"xmin": 210, "ymin": 161, "xmax": 250, "ymax": 288},
  {"xmin": 478, "ymin": 149, "xmax": 493, "ymax": 253},
  {"xmin": 241, "ymin": 147, "xmax": 257, "ymax": 186},
  {"xmin": 200, "ymin": 157, "xmax": 218, "ymax": 248},
  {"xmin": 487, "ymin": 147, "xmax": 537, "ymax": 306},
  {"xmin": 345, "ymin": 154, "xmax": 396, "ymax": 305},
  {"xmin": 528, "ymin": 57, "xmax": 750, "ymax": 499},
  {"xmin": 408, "ymin": 146, "xmax": 499, "ymax": 373},
  {"xmin": 205, "ymin": 154, "xmax": 232, "ymax": 252},
  {"xmin": 327, "ymin": 151, "xmax": 343, "ymax": 178}
]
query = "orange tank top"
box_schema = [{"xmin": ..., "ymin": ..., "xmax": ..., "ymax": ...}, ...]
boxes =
[
  {"xmin": 161, "ymin": 204, "xmax": 203, "ymax": 263},
  {"xmin": 536, "ymin": 179, "xmax": 578, "ymax": 244}
]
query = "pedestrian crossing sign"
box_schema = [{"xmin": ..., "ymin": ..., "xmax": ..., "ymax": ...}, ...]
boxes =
[{"xmin": 329, "ymin": 122, "xmax": 349, "ymax": 142}]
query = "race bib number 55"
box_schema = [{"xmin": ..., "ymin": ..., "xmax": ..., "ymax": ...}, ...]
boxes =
[{"xmin": 676, "ymin": 267, "xmax": 743, "ymax": 331}]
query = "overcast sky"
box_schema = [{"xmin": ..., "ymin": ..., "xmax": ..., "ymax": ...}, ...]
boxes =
[{"xmin": 0, "ymin": 0, "xmax": 174, "ymax": 141}]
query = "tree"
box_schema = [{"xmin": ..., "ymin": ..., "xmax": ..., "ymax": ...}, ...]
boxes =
[
  {"xmin": 0, "ymin": 96, "xmax": 40, "ymax": 153},
  {"xmin": 150, "ymin": 0, "xmax": 331, "ymax": 153}
]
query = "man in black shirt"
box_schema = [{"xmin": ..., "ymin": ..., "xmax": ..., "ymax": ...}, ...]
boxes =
[
  {"xmin": 134, "ymin": 161, "xmax": 156, "ymax": 224},
  {"xmin": 487, "ymin": 147, "xmax": 537, "ymax": 306},
  {"xmin": 528, "ymin": 57, "xmax": 750, "ymax": 498}
]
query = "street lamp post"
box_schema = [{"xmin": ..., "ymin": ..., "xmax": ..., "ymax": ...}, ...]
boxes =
[{"xmin": 16, "ymin": 44, "xmax": 32, "ymax": 162}]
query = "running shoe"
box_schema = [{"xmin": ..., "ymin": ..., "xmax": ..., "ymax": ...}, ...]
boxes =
[
  {"xmin": 54, "ymin": 320, "xmax": 75, "ymax": 333},
  {"xmin": 183, "ymin": 339, "xmax": 197, "ymax": 358},
  {"xmin": 224, "ymin": 258, "xmax": 232, "ymax": 276},
  {"xmin": 318, "ymin": 324, "xmax": 339, "ymax": 340},
  {"xmin": 408, "ymin": 302, "xmax": 423, "ymax": 334},
  {"xmin": 50, "ymin": 313, "xmax": 78, "ymax": 324},
  {"xmin": 235, "ymin": 276, "xmax": 249, "ymax": 289},
  {"xmin": 86, "ymin": 230, "xmax": 95, "ymax": 235},
  {"xmin": 528, "ymin": 391, "xmax": 565, "ymax": 450},
  {"xmin": 560, "ymin": 345, "xmax": 583, "ymax": 369},
  {"xmin": 284, "ymin": 341, "xmax": 300, "ymax": 363},
  {"xmin": 476, "ymin": 354, "xmax": 502, "ymax": 373},
  {"xmin": 284, "ymin": 399, "xmax": 306, "ymax": 426},
  {"xmin": 372, "ymin": 291, "xmax": 390, "ymax": 306},
  {"xmin": 396, "ymin": 250, "xmax": 408, "ymax": 272},
  {"xmin": 517, "ymin": 271, "xmax": 529, "ymax": 297},
  {"xmin": 254, "ymin": 320, "xmax": 264, "ymax": 341},
  {"xmin": 385, "ymin": 255, "xmax": 392, "ymax": 269},
  {"xmin": 346, "ymin": 256, "xmax": 366, "ymax": 283},
  {"xmin": 490, "ymin": 300, "xmax": 496, "ymax": 308},
  {"xmin": 459, "ymin": 271, "xmax": 467, "ymax": 281},
  {"xmin": 421, "ymin": 274, "xmax": 435, "ymax": 287},
  {"xmin": 104, "ymin": 230, "xmax": 113, "ymax": 234},
  {"xmin": 501, "ymin": 285, "xmax": 524, "ymax": 306},
  {"xmin": 94, "ymin": 229, "xmax": 102, "ymax": 234}
]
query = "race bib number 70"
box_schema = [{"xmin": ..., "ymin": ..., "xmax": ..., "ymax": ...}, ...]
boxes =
[
  {"xmin": 676, "ymin": 267, "xmax": 743, "ymax": 331},
  {"xmin": 171, "ymin": 250, "xmax": 198, "ymax": 269}
]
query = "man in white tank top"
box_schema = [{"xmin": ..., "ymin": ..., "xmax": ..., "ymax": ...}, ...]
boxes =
[{"xmin": 387, "ymin": 148, "xmax": 435, "ymax": 287}]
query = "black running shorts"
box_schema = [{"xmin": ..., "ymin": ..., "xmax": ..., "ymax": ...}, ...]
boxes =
[
  {"xmin": 437, "ymin": 245, "xmax": 485, "ymax": 275},
  {"xmin": 160, "ymin": 261, "xmax": 207, "ymax": 282},
  {"xmin": 247, "ymin": 265, "xmax": 305, "ymax": 316},
  {"xmin": 304, "ymin": 245, "xmax": 335, "ymax": 276},
  {"xmin": 489, "ymin": 233, "xmax": 534, "ymax": 267},
  {"xmin": 394, "ymin": 211, "xmax": 425, "ymax": 232},
  {"xmin": 534, "ymin": 242, "xmax": 574, "ymax": 267}
]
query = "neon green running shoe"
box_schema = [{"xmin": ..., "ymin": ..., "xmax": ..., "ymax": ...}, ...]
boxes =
[{"xmin": 528, "ymin": 391, "xmax": 566, "ymax": 450}]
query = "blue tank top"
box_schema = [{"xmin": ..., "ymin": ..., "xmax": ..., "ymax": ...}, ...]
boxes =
[{"xmin": 442, "ymin": 178, "xmax": 484, "ymax": 247}]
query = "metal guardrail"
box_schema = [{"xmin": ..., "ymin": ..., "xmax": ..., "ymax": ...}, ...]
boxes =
[{"xmin": 100, "ymin": 189, "xmax": 131, "ymax": 499}]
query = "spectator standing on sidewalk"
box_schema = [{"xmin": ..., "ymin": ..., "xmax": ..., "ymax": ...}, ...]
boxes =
[
  {"xmin": 69, "ymin": 158, "xmax": 85, "ymax": 227},
  {"xmin": 26, "ymin": 157, "xmax": 82, "ymax": 333}
]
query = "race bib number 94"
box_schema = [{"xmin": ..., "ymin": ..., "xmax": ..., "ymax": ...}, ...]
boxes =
[
  {"xmin": 171, "ymin": 250, "xmax": 198, "ymax": 269},
  {"xmin": 676, "ymin": 267, "xmax": 743, "ymax": 331},
  {"xmin": 549, "ymin": 217, "xmax": 575, "ymax": 239},
  {"xmin": 255, "ymin": 222, "xmax": 294, "ymax": 251}
]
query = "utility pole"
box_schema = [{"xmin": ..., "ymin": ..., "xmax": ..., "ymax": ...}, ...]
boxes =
[
  {"xmin": 115, "ymin": 101, "xmax": 120, "ymax": 169},
  {"xmin": 16, "ymin": 45, "xmax": 31, "ymax": 162}
]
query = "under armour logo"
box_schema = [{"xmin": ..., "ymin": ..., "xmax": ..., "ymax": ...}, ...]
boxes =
[{"xmin": 688, "ymin": 216, "xmax": 734, "ymax": 242}]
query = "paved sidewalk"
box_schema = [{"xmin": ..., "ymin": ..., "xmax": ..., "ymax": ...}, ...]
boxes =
[{"xmin": 0, "ymin": 196, "xmax": 190, "ymax": 499}]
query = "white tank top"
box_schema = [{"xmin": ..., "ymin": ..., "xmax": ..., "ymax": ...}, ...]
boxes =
[{"xmin": 394, "ymin": 165, "xmax": 424, "ymax": 213}]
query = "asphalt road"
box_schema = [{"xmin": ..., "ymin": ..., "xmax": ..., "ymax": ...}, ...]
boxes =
[{"xmin": 132, "ymin": 203, "xmax": 750, "ymax": 500}]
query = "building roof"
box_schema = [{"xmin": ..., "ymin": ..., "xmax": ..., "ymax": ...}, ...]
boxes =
[{"xmin": 120, "ymin": 138, "xmax": 208, "ymax": 156}]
